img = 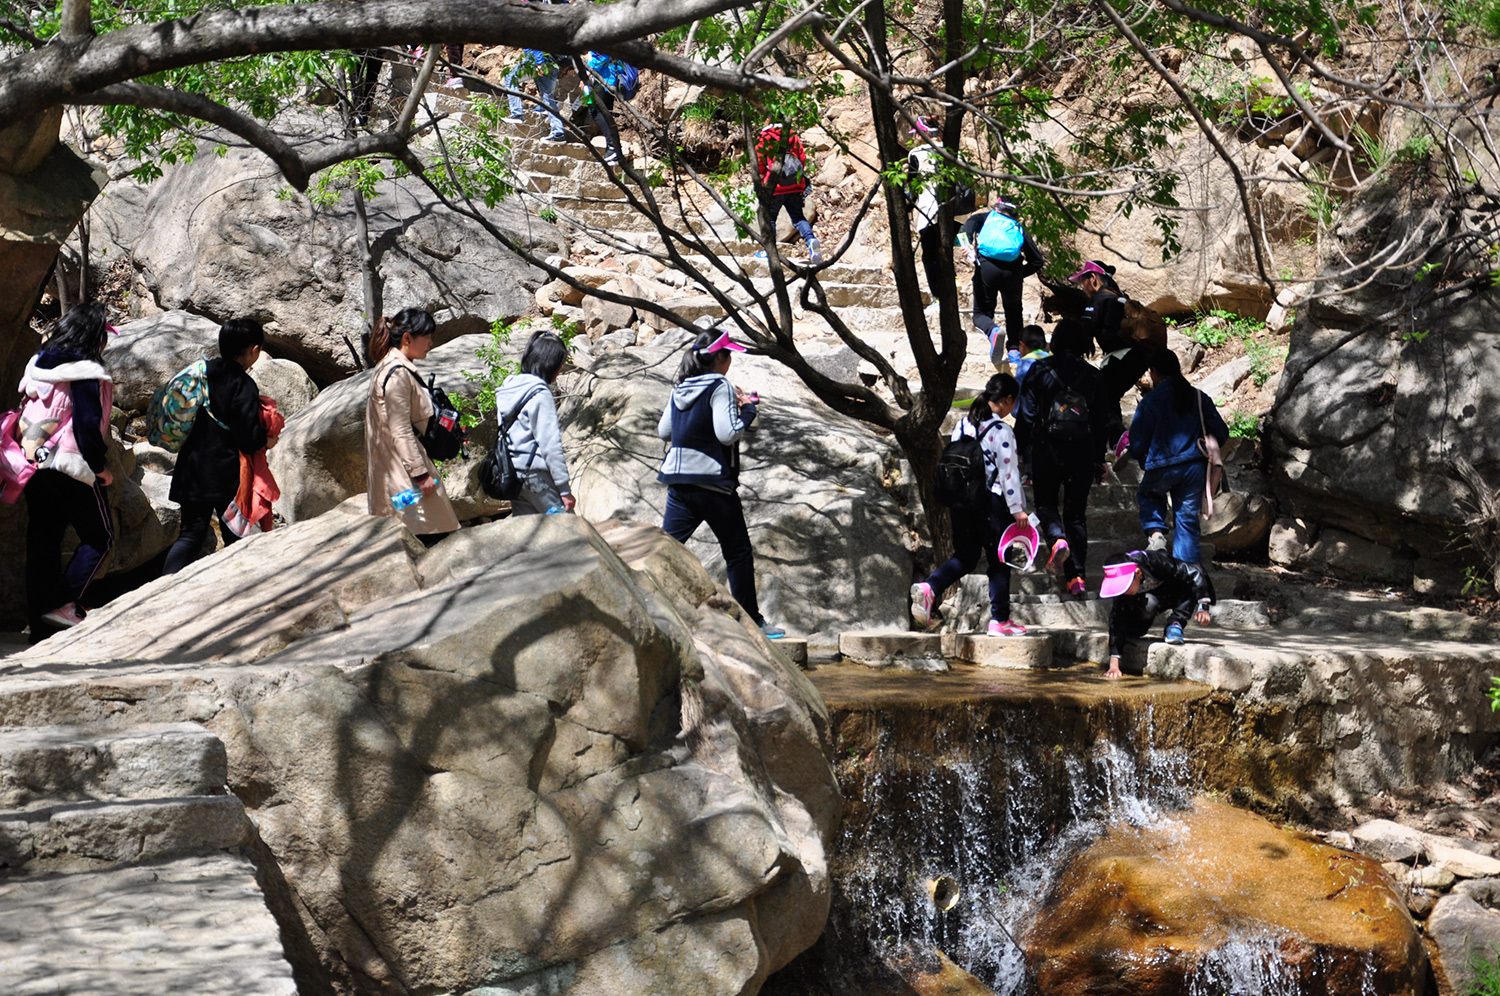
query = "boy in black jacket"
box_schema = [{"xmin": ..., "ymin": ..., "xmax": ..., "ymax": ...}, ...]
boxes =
[
  {"xmin": 1100, "ymin": 549, "xmax": 1215, "ymax": 679},
  {"xmin": 162, "ymin": 319, "xmax": 271, "ymax": 574}
]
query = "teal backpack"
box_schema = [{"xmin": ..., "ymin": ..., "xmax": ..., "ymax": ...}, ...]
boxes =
[
  {"xmin": 976, "ymin": 211, "xmax": 1025, "ymax": 262},
  {"xmin": 146, "ymin": 358, "xmax": 225, "ymax": 451}
]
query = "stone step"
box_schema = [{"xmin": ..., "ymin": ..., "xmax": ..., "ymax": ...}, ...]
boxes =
[
  {"xmin": 0, "ymin": 723, "xmax": 226, "ymax": 810},
  {"xmin": 0, "ymin": 852, "xmax": 298, "ymax": 996},
  {"xmin": 945, "ymin": 632, "xmax": 1052, "ymax": 669},
  {"xmin": 0, "ymin": 795, "xmax": 252, "ymax": 872},
  {"xmin": 839, "ymin": 631, "xmax": 947, "ymax": 671},
  {"xmin": 1011, "ymin": 598, "xmax": 1271, "ymax": 630}
]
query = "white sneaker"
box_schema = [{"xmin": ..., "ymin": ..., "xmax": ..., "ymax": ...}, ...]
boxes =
[{"xmin": 806, "ymin": 238, "xmax": 823, "ymax": 265}]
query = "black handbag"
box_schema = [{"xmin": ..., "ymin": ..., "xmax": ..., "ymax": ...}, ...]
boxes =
[{"xmin": 479, "ymin": 385, "xmax": 545, "ymax": 500}]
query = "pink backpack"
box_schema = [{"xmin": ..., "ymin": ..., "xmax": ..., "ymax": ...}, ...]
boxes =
[{"xmin": 0, "ymin": 387, "xmax": 75, "ymax": 504}]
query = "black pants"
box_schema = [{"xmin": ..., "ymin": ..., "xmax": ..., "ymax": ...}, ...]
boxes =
[
  {"xmin": 924, "ymin": 493, "xmax": 1011, "ymax": 622},
  {"xmin": 162, "ymin": 500, "xmax": 240, "ymax": 576},
  {"xmin": 24, "ymin": 469, "xmax": 115, "ymax": 629},
  {"xmin": 1101, "ymin": 346, "xmax": 1156, "ymax": 442},
  {"xmin": 972, "ymin": 257, "xmax": 1024, "ymax": 350},
  {"xmin": 589, "ymin": 89, "xmax": 619, "ymax": 158},
  {"xmin": 662, "ymin": 485, "xmax": 763, "ymax": 626},
  {"xmin": 1032, "ymin": 445, "xmax": 1095, "ymax": 581},
  {"xmin": 918, "ymin": 224, "xmax": 945, "ymax": 298}
]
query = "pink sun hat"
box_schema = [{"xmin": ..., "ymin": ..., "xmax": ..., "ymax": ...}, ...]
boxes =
[
  {"xmin": 1068, "ymin": 260, "xmax": 1109, "ymax": 283},
  {"xmin": 696, "ymin": 330, "xmax": 746, "ymax": 354},
  {"xmin": 998, "ymin": 521, "xmax": 1040, "ymax": 572},
  {"xmin": 1099, "ymin": 561, "xmax": 1141, "ymax": 599}
]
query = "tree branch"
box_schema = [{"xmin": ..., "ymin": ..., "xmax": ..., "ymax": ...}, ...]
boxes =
[
  {"xmin": 0, "ymin": 0, "xmax": 803, "ymax": 130},
  {"xmin": 60, "ymin": 0, "xmax": 91, "ymax": 41},
  {"xmin": 72, "ymin": 83, "xmax": 422, "ymax": 190},
  {"xmin": 1094, "ymin": 0, "xmax": 1277, "ymax": 292}
]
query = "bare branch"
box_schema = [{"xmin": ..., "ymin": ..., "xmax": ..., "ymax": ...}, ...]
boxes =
[
  {"xmin": 71, "ymin": 83, "xmax": 421, "ymax": 190},
  {"xmin": 0, "ymin": 0, "xmax": 803, "ymax": 131},
  {"xmin": 59, "ymin": 0, "xmax": 91, "ymax": 41}
]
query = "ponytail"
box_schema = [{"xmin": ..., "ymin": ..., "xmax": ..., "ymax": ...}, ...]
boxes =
[
  {"xmin": 675, "ymin": 331, "xmax": 721, "ymax": 384},
  {"xmin": 967, "ymin": 371, "xmax": 1019, "ymax": 426},
  {"xmin": 368, "ymin": 307, "xmax": 436, "ymax": 364}
]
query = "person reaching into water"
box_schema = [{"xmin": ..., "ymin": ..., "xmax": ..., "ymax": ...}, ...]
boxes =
[{"xmin": 1099, "ymin": 549, "xmax": 1215, "ymax": 679}]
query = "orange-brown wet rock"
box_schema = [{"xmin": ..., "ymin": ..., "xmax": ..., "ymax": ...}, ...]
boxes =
[{"xmin": 1023, "ymin": 798, "xmax": 1426, "ymax": 996}]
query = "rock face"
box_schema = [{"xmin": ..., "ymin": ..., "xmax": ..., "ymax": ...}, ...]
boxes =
[
  {"xmin": 104, "ymin": 310, "xmax": 221, "ymax": 412},
  {"xmin": 565, "ymin": 339, "xmax": 915, "ymax": 640},
  {"xmin": 7, "ymin": 512, "xmax": 839, "ymax": 996},
  {"xmin": 1024, "ymin": 798, "xmax": 1427, "ymax": 996},
  {"xmin": 130, "ymin": 118, "xmax": 566, "ymax": 382},
  {"xmin": 1265, "ymin": 194, "xmax": 1500, "ymax": 590}
]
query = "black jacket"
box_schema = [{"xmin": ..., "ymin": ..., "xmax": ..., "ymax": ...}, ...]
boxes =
[
  {"xmin": 169, "ymin": 357, "xmax": 267, "ymax": 506},
  {"xmin": 1015, "ymin": 352, "xmax": 1109, "ymax": 464},
  {"xmin": 1080, "ymin": 287, "xmax": 1127, "ymax": 354},
  {"xmin": 1107, "ymin": 550, "xmax": 1215, "ymax": 657}
]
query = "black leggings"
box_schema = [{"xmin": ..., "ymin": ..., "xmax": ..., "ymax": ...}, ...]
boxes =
[{"xmin": 972, "ymin": 257, "xmax": 1024, "ymax": 349}]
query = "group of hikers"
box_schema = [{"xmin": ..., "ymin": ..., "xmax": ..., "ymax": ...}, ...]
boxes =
[{"xmin": 4, "ymin": 303, "xmax": 789, "ymax": 642}]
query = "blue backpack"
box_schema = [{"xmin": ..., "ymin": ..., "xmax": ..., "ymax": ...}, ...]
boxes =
[
  {"xmin": 976, "ymin": 211, "xmax": 1024, "ymax": 262},
  {"xmin": 616, "ymin": 61, "xmax": 640, "ymax": 100}
]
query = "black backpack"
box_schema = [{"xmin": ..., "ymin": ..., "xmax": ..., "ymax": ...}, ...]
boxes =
[
  {"xmin": 384, "ymin": 366, "xmax": 466, "ymax": 461},
  {"xmin": 478, "ymin": 385, "xmax": 545, "ymax": 500},
  {"xmin": 1043, "ymin": 383, "xmax": 1092, "ymax": 444},
  {"xmin": 934, "ymin": 424, "xmax": 996, "ymax": 510}
]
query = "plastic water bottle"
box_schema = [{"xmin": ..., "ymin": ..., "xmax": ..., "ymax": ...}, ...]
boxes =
[
  {"xmin": 391, "ymin": 488, "xmax": 422, "ymax": 510},
  {"xmin": 545, "ymin": 504, "xmax": 566, "ymax": 515}
]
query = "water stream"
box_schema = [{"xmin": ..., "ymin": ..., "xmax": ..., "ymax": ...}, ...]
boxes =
[{"xmin": 767, "ymin": 669, "xmax": 1409, "ymax": 996}]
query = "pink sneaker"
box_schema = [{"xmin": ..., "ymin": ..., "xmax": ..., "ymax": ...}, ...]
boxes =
[
  {"xmin": 1066, "ymin": 576, "xmax": 1086, "ymax": 598},
  {"xmin": 1045, "ymin": 538, "xmax": 1070, "ymax": 575},
  {"xmin": 910, "ymin": 582, "xmax": 935, "ymax": 628},
  {"xmin": 1114, "ymin": 430, "xmax": 1131, "ymax": 460},
  {"xmin": 987, "ymin": 619, "xmax": 1027, "ymax": 637},
  {"xmin": 42, "ymin": 603, "xmax": 85, "ymax": 628}
]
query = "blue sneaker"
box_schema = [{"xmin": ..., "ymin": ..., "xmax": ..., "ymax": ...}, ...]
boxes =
[
  {"xmin": 760, "ymin": 622, "xmax": 786, "ymax": 639},
  {"xmin": 1164, "ymin": 623, "xmax": 1185, "ymax": 645}
]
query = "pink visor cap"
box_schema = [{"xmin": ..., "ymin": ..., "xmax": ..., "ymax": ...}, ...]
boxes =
[
  {"xmin": 1068, "ymin": 260, "xmax": 1108, "ymax": 283},
  {"xmin": 1099, "ymin": 561, "xmax": 1140, "ymax": 599},
  {"xmin": 696, "ymin": 331, "xmax": 747, "ymax": 354}
]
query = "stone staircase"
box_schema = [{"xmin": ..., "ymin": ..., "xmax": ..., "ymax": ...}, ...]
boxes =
[
  {"xmin": 487, "ymin": 117, "xmax": 997, "ymax": 388},
  {"xmin": 0, "ymin": 723, "xmax": 297, "ymax": 995}
]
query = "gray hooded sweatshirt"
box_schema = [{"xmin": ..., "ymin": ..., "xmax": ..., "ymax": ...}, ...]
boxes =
[{"xmin": 495, "ymin": 372, "xmax": 570, "ymax": 495}]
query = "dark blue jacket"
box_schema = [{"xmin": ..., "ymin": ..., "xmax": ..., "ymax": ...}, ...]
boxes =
[
  {"xmin": 1128, "ymin": 380, "xmax": 1228, "ymax": 473},
  {"xmin": 657, "ymin": 374, "xmax": 756, "ymax": 488}
]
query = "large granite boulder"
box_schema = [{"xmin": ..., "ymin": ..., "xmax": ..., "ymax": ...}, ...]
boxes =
[
  {"xmin": 1265, "ymin": 193, "xmax": 1500, "ymax": 589},
  {"xmin": 130, "ymin": 116, "xmax": 567, "ymax": 382},
  {"xmin": 565, "ymin": 337, "xmax": 915, "ymax": 640},
  {"xmin": 1024, "ymin": 798, "xmax": 1426, "ymax": 996},
  {"xmin": 8, "ymin": 512, "xmax": 838, "ymax": 996}
]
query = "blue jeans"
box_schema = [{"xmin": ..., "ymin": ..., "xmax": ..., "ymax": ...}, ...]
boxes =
[
  {"xmin": 662, "ymin": 485, "xmax": 763, "ymax": 626},
  {"xmin": 1137, "ymin": 459, "xmax": 1207, "ymax": 564},
  {"xmin": 506, "ymin": 64, "xmax": 563, "ymax": 138}
]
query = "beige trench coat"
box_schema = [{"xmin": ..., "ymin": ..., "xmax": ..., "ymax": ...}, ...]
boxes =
[{"xmin": 365, "ymin": 349, "xmax": 460, "ymax": 535}]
